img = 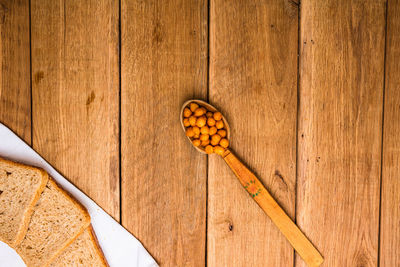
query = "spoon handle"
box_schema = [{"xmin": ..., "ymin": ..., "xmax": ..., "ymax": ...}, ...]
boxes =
[{"xmin": 222, "ymin": 149, "xmax": 323, "ymax": 267}]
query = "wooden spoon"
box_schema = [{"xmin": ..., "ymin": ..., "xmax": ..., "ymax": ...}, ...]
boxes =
[{"xmin": 180, "ymin": 99, "xmax": 324, "ymax": 267}]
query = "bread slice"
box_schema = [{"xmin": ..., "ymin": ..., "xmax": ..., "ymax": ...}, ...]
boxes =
[
  {"xmin": 0, "ymin": 157, "xmax": 48, "ymax": 247},
  {"xmin": 49, "ymin": 225, "xmax": 108, "ymax": 266},
  {"xmin": 16, "ymin": 178, "xmax": 90, "ymax": 267}
]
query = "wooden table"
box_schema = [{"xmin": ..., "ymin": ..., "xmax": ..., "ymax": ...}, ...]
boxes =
[{"xmin": 0, "ymin": 0, "xmax": 399, "ymax": 266}]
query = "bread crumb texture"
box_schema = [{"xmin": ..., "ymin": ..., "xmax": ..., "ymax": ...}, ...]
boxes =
[
  {"xmin": 16, "ymin": 179, "xmax": 89, "ymax": 267},
  {"xmin": 50, "ymin": 227, "xmax": 107, "ymax": 267},
  {"xmin": 0, "ymin": 159, "xmax": 44, "ymax": 245}
]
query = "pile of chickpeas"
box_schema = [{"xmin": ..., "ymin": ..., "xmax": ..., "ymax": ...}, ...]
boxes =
[{"xmin": 183, "ymin": 102, "xmax": 229, "ymax": 155}]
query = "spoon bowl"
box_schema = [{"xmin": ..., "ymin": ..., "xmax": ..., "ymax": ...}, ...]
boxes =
[{"xmin": 180, "ymin": 99, "xmax": 230, "ymax": 154}]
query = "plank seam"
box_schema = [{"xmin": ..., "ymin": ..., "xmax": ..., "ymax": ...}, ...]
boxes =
[
  {"xmin": 29, "ymin": 0, "xmax": 33, "ymax": 147},
  {"xmin": 205, "ymin": 0, "xmax": 210, "ymax": 265},
  {"xmin": 294, "ymin": 0, "xmax": 301, "ymax": 266},
  {"xmin": 377, "ymin": 0, "xmax": 389, "ymax": 266},
  {"xmin": 118, "ymin": 0, "xmax": 122, "ymax": 224}
]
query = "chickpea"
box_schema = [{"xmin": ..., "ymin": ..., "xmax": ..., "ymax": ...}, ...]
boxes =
[
  {"xmin": 200, "ymin": 126, "xmax": 209, "ymax": 135},
  {"xmin": 211, "ymin": 134, "xmax": 221, "ymax": 146},
  {"xmin": 209, "ymin": 126, "xmax": 218, "ymax": 135},
  {"xmin": 216, "ymin": 120, "xmax": 224, "ymax": 129},
  {"xmin": 189, "ymin": 116, "xmax": 197, "ymax": 126},
  {"xmin": 200, "ymin": 134, "xmax": 209, "ymax": 141},
  {"xmin": 183, "ymin": 108, "xmax": 192, "ymax": 118},
  {"xmin": 192, "ymin": 139, "xmax": 201, "ymax": 147},
  {"xmin": 190, "ymin": 103, "xmax": 199, "ymax": 112},
  {"xmin": 206, "ymin": 111, "xmax": 213, "ymax": 118},
  {"xmin": 217, "ymin": 129, "xmax": 227, "ymax": 137},
  {"xmin": 213, "ymin": 112, "xmax": 222, "ymax": 121},
  {"xmin": 183, "ymin": 118, "xmax": 190, "ymax": 127},
  {"xmin": 214, "ymin": 146, "xmax": 225, "ymax": 155},
  {"xmin": 186, "ymin": 127, "xmax": 195, "ymax": 138},
  {"xmin": 196, "ymin": 116, "xmax": 207, "ymax": 127},
  {"xmin": 192, "ymin": 126, "xmax": 200, "ymax": 136},
  {"xmin": 207, "ymin": 117, "xmax": 216, "ymax": 127},
  {"xmin": 194, "ymin": 107, "xmax": 207, "ymax": 117},
  {"xmin": 201, "ymin": 139, "xmax": 210, "ymax": 146},
  {"xmin": 205, "ymin": 145, "xmax": 214, "ymax": 154},
  {"xmin": 219, "ymin": 138, "xmax": 229, "ymax": 148}
]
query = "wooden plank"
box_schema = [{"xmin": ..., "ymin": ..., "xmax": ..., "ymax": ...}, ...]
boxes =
[
  {"xmin": 208, "ymin": 0, "xmax": 298, "ymax": 266},
  {"xmin": 0, "ymin": 0, "xmax": 31, "ymax": 144},
  {"xmin": 31, "ymin": 0, "xmax": 120, "ymax": 219},
  {"xmin": 380, "ymin": 0, "xmax": 400, "ymax": 265},
  {"xmin": 297, "ymin": 1, "xmax": 386, "ymax": 266},
  {"xmin": 121, "ymin": 0, "xmax": 208, "ymax": 265}
]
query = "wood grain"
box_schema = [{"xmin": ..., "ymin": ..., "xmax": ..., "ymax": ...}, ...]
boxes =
[
  {"xmin": 30, "ymin": 0, "xmax": 120, "ymax": 219},
  {"xmin": 297, "ymin": 1, "xmax": 386, "ymax": 266},
  {"xmin": 121, "ymin": 0, "xmax": 208, "ymax": 265},
  {"xmin": 223, "ymin": 149, "xmax": 323, "ymax": 266},
  {"xmin": 0, "ymin": 0, "xmax": 31, "ymax": 144},
  {"xmin": 380, "ymin": 0, "xmax": 400, "ymax": 265},
  {"xmin": 208, "ymin": 0, "xmax": 298, "ymax": 266}
]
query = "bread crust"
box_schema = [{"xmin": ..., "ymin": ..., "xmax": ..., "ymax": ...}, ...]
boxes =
[
  {"xmin": 43, "ymin": 178, "xmax": 91, "ymax": 267},
  {"xmin": 0, "ymin": 156, "xmax": 47, "ymax": 174},
  {"xmin": 0, "ymin": 156, "xmax": 49, "ymax": 247},
  {"xmin": 88, "ymin": 224, "xmax": 109, "ymax": 267},
  {"xmin": 13, "ymin": 169, "xmax": 49, "ymax": 247}
]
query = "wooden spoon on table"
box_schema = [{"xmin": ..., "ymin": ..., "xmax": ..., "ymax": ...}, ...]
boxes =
[{"xmin": 180, "ymin": 99, "xmax": 323, "ymax": 267}]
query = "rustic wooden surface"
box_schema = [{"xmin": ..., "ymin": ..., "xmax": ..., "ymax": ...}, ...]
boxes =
[
  {"xmin": 380, "ymin": 0, "xmax": 400, "ymax": 266},
  {"xmin": 298, "ymin": 0, "xmax": 386, "ymax": 266},
  {"xmin": 121, "ymin": 0, "xmax": 208, "ymax": 265},
  {"xmin": 0, "ymin": 0, "xmax": 31, "ymax": 144},
  {"xmin": 208, "ymin": 0, "xmax": 298, "ymax": 266},
  {"xmin": 0, "ymin": 0, "xmax": 399, "ymax": 266},
  {"xmin": 30, "ymin": 0, "xmax": 120, "ymax": 220}
]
